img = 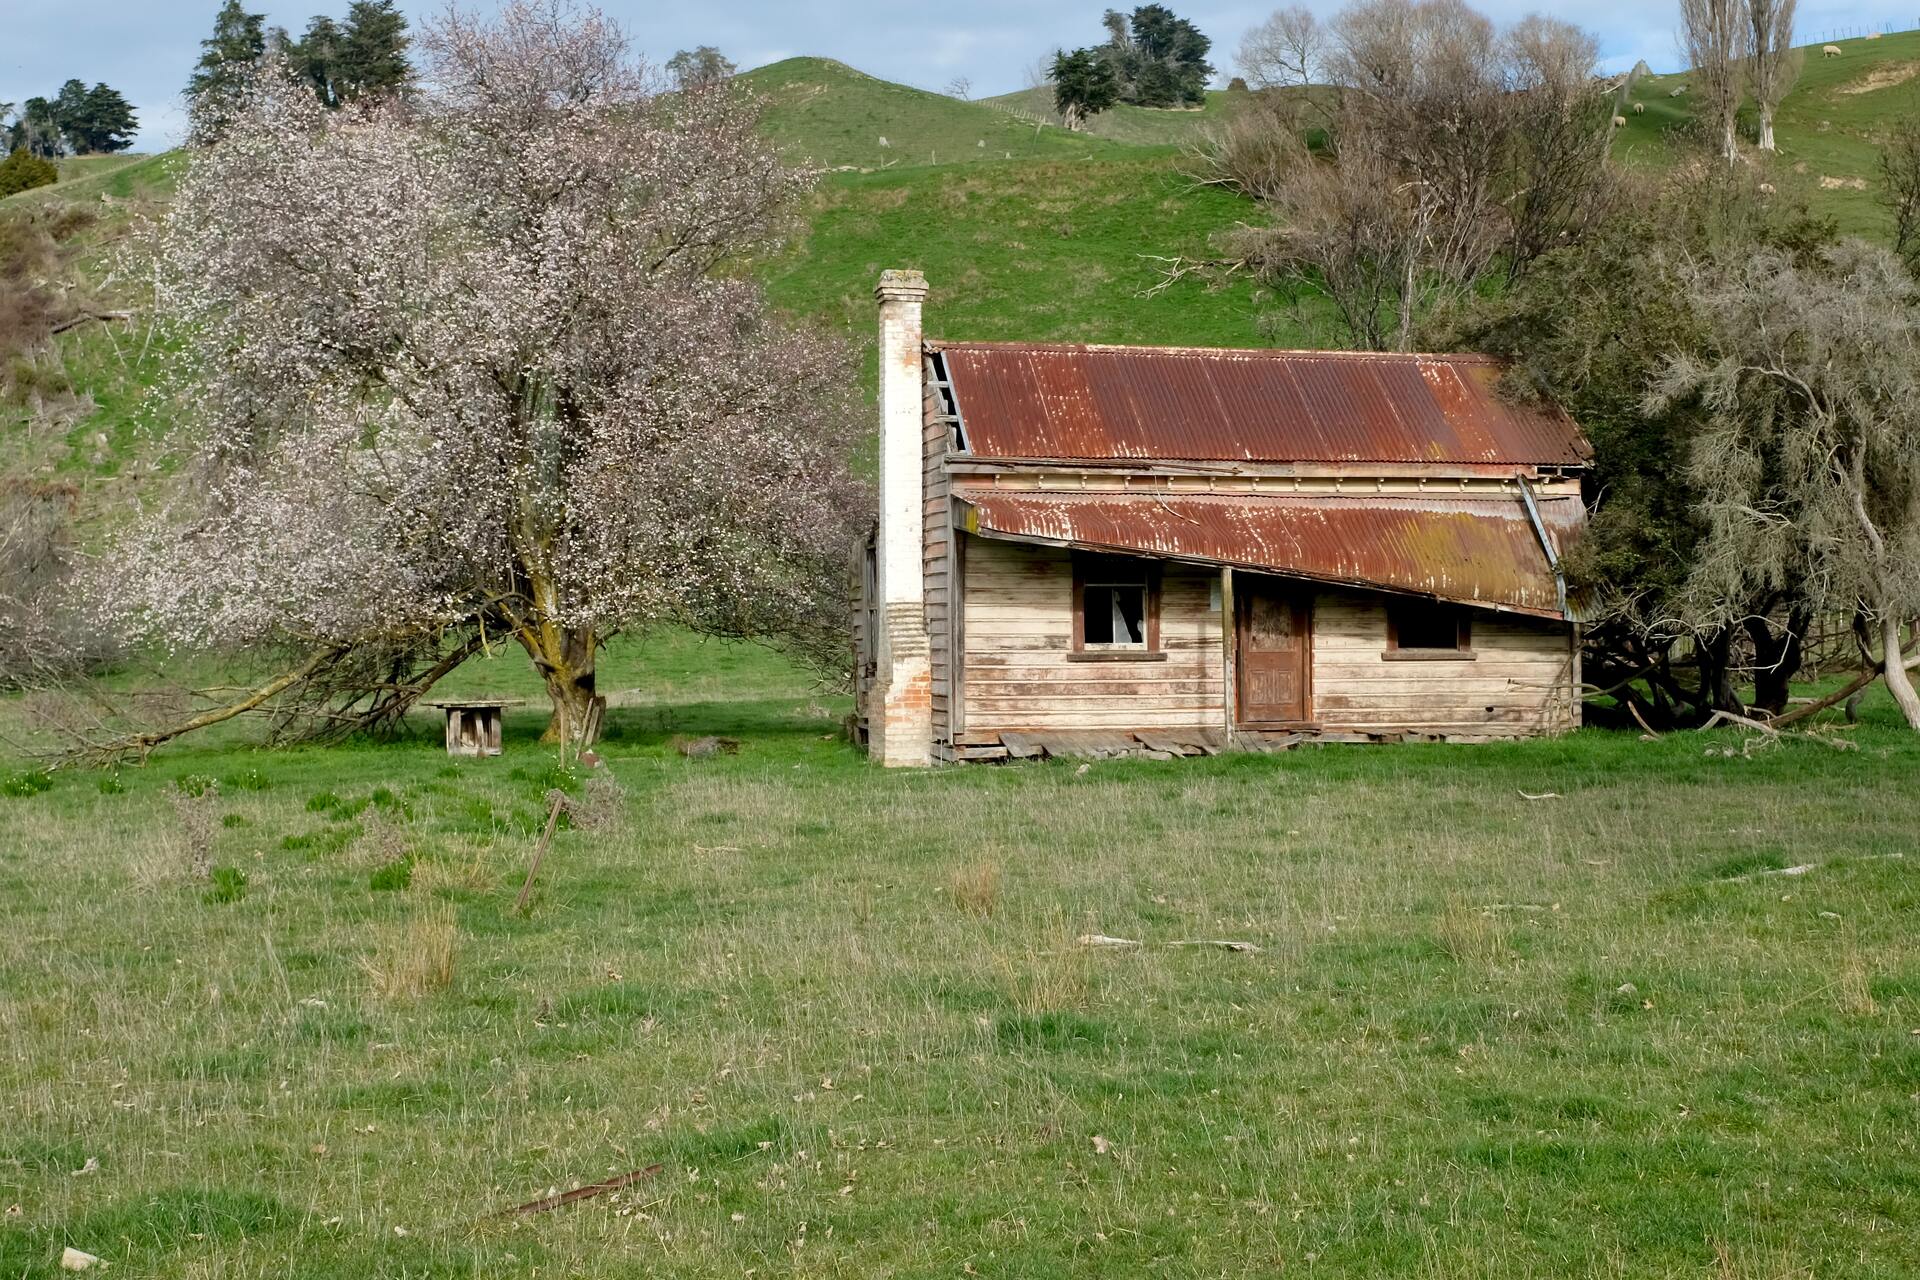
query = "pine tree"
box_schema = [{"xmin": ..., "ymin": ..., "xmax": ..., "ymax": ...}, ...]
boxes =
[
  {"xmin": 52, "ymin": 80, "xmax": 91, "ymax": 153},
  {"xmin": 1050, "ymin": 48, "xmax": 1120, "ymax": 131},
  {"xmin": 288, "ymin": 16, "xmax": 346, "ymax": 108},
  {"xmin": 337, "ymin": 1, "xmax": 413, "ymax": 101},
  {"xmin": 79, "ymin": 85, "xmax": 139, "ymax": 153},
  {"xmin": 187, "ymin": 0, "xmax": 268, "ymax": 137},
  {"xmin": 1095, "ymin": 5, "xmax": 1214, "ymax": 108}
]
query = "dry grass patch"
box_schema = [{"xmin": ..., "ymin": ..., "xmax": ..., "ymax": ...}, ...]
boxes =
[
  {"xmin": 947, "ymin": 860, "xmax": 1001, "ymax": 917},
  {"xmin": 1434, "ymin": 895, "xmax": 1512, "ymax": 967},
  {"xmin": 359, "ymin": 905, "xmax": 458, "ymax": 999}
]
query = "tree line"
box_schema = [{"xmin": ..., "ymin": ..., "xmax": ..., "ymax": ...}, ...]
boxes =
[
  {"xmin": 1051, "ymin": 5, "xmax": 1215, "ymax": 129},
  {"xmin": 2, "ymin": 82, "xmax": 138, "ymax": 158},
  {"xmin": 1203, "ymin": 0, "xmax": 1920, "ymax": 730},
  {"xmin": 186, "ymin": 0, "xmax": 414, "ymax": 135}
]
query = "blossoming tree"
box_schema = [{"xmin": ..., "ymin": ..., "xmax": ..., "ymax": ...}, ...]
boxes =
[{"xmin": 105, "ymin": 1, "xmax": 865, "ymax": 748}]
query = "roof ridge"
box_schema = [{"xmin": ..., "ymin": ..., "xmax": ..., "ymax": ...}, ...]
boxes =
[{"xmin": 925, "ymin": 339, "xmax": 1505, "ymax": 363}]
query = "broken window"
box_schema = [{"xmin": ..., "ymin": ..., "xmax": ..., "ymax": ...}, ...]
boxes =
[
  {"xmin": 1387, "ymin": 603, "xmax": 1472, "ymax": 656},
  {"xmin": 1074, "ymin": 556, "xmax": 1159, "ymax": 654}
]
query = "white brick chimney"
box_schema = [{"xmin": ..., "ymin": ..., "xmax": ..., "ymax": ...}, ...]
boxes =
[{"xmin": 872, "ymin": 269, "xmax": 932, "ymax": 767}]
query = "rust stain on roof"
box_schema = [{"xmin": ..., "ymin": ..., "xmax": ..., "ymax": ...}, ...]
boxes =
[
  {"xmin": 955, "ymin": 488, "xmax": 1582, "ymax": 618},
  {"xmin": 933, "ymin": 342, "xmax": 1591, "ymax": 468}
]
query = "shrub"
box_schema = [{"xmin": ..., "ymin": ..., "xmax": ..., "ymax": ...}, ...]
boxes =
[
  {"xmin": 0, "ymin": 149, "xmax": 57, "ymax": 198},
  {"xmin": 0, "ymin": 482, "xmax": 121, "ymax": 688}
]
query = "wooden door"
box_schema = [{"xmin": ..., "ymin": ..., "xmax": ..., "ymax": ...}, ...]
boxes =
[{"xmin": 1237, "ymin": 583, "xmax": 1310, "ymax": 724}]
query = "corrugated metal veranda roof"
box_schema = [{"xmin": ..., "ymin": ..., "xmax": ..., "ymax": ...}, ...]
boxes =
[
  {"xmin": 955, "ymin": 489, "xmax": 1581, "ymax": 618},
  {"xmin": 933, "ymin": 342, "xmax": 1591, "ymax": 468}
]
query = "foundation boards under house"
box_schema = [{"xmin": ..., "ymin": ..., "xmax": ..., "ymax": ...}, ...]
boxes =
[{"xmin": 854, "ymin": 270, "xmax": 1590, "ymax": 766}]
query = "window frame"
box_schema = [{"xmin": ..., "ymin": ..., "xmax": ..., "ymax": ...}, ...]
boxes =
[
  {"xmin": 1384, "ymin": 602, "xmax": 1476, "ymax": 661},
  {"xmin": 1069, "ymin": 553, "xmax": 1165, "ymax": 662}
]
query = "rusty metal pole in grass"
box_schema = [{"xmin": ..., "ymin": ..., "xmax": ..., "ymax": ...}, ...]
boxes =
[{"xmin": 513, "ymin": 789, "xmax": 568, "ymax": 914}]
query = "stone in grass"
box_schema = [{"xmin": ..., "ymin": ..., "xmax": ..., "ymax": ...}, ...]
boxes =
[{"xmin": 60, "ymin": 1247, "xmax": 106, "ymax": 1271}]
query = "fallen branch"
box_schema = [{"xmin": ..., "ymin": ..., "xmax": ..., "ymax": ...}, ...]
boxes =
[
  {"xmin": 1701, "ymin": 708, "xmax": 1857, "ymax": 751},
  {"xmin": 1135, "ymin": 253, "xmax": 1249, "ymax": 299},
  {"xmin": 1517, "ymin": 790, "xmax": 1562, "ymax": 801},
  {"xmin": 1771, "ymin": 670, "xmax": 1878, "ymax": 727},
  {"xmin": 496, "ymin": 1164, "xmax": 662, "ymax": 1216},
  {"xmin": 1167, "ymin": 939, "xmax": 1263, "ymax": 953},
  {"xmin": 49, "ymin": 310, "xmax": 133, "ymax": 336},
  {"xmin": 56, "ymin": 645, "xmax": 350, "ymax": 767}
]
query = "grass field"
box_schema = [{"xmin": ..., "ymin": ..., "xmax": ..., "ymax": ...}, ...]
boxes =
[
  {"xmin": 3, "ymin": 637, "xmax": 1919, "ymax": 1278},
  {"xmin": 5, "ymin": 46, "xmax": 1920, "ymax": 1278}
]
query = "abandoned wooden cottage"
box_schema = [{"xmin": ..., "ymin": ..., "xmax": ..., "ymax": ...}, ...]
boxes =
[{"xmin": 853, "ymin": 270, "xmax": 1590, "ymax": 765}]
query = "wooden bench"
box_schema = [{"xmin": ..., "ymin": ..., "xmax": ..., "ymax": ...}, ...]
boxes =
[{"xmin": 424, "ymin": 699, "xmax": 524, "ymax": 757}]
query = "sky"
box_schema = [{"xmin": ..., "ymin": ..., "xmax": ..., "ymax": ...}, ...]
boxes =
[{"xmin": 5, "ymin": 0, "xmax": 1912, "ymax": 150}]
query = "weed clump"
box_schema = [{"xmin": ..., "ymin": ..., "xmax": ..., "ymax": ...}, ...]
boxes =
[
  {"xmin": 165, "ymin": 778, "xmax": 221, "ymax": 881},
  {"xmin": 369, "ymin": 859, "xmax": 413, "ymax": 892},
  {"xmin": 203, "ymin": 865, "xmax": 248, "ymax": 904},
  {"xmin": 0, "ymin": 769, "xmax": 52, "ymax": 797},
  {"xmin": 948, "ymin": 862, "xmax": 1002, "ymax": 917},
  {"xmin": 361, "ymin": 907, "xmax": 458, "ymax": 998},
  {"xmin": 566, "ymin": 768, "xmax": 627, "ymax": 833}
]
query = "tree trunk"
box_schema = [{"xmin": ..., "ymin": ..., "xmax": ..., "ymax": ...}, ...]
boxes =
[
  {"xmin": 516, "ymin": 622, "xmax": 602, "ymax": 745},
  {"xmin": 1697, "ymin": 628, "xmax": 1742, "ymax": 718},
  {"xmin": 1881, "ymin": 614, "xmax": 1920, "ymax": 730},
  {"xmin": 1757, "ymin": 107, "xmax": 1775, "ymax": 153},
  {"xmin": 1746, "ymin": 608, "xmax": 1807, "ymax": 716}
]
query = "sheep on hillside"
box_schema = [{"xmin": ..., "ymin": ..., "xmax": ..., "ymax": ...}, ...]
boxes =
[
  {"xmin": 1633, "ymin": 102, "xmax": 1646, "ymax": 114},
  {"xmin": 1867, "ymin": 31, "xmax": 1882, "ymax": 40},
  {"xmin": 1822, "ymin": 44, "xmax": 1842, "ymax": 57},
  {"xmin": 1612, "ymin": 115, "xmax": 1627, "ymax": 127}
]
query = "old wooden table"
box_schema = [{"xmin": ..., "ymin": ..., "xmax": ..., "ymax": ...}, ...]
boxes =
[{"xmin": 424, "ymin": 699, "xmax": 525, "ymax": 757}]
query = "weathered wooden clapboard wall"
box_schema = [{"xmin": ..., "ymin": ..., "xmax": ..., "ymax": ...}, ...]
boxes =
[
  {"xmin": 958, "ymin": 537, "xmax": 1225, "ymax": 733},
  {"xmin": 1309, "ymin": 589, "xmax": 1579, "ymax": 736},
  {"xmin": 951, "ymin": 535, "xmax": 1578, "ymax": 742}
]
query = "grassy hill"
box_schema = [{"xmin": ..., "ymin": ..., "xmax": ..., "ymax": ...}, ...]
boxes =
[
  {"xmin": 980, "ymin": 84, "xmax": 1242, "ymax": 146},
  {"xmin": 738, "ymin": 57, "xmax": 1135, "ymax": 170},
  {"xmin": 1612, "ymin": 28, "xmax": 1920, "ymax": 236}
]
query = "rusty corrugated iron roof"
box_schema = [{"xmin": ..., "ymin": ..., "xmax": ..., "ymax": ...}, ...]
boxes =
[
  {"xmin": 933, "ymin": 342, "xmax": 1591, "ymax": 468},
  {"xmin": 954, "ymin": 489, "xmax": 1582, "ymax": 618}
]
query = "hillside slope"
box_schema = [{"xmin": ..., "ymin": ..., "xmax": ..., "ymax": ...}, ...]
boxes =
[
  {"xmin": 979, "ymin": 84, "xmax": 1240, "ymax": 146},
  {"xmin": 739, "ymin": 57, "xmax": 1136, "ymax": 170},
  {"xmin": 1611, "ymin": 28, "xmax": 1920, "ymax": 236}
]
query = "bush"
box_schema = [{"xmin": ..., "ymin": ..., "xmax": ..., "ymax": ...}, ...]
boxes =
[
  {"xmin": 0, "ymin": 482, "xmax": 121, "ymax": 688},
  {"xmin": 0, "ymin": 149, "xmax": 57, "ymax": 198}
]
